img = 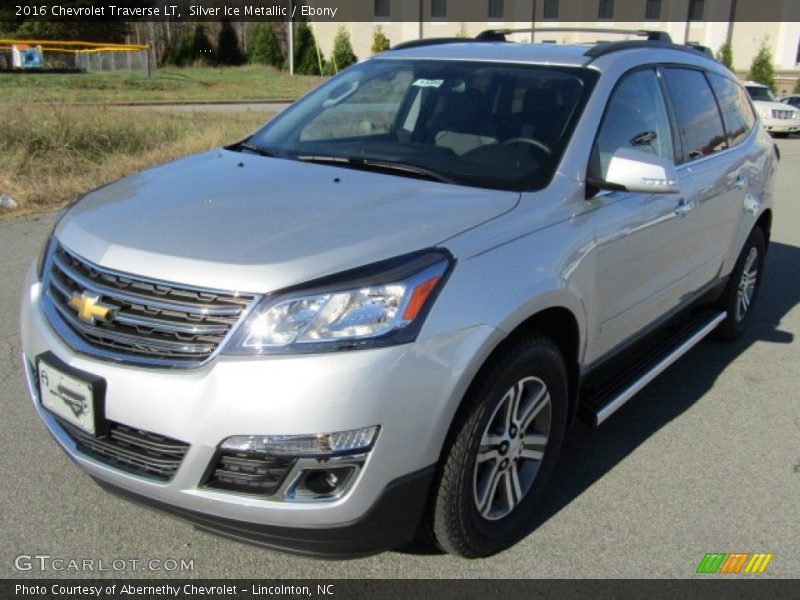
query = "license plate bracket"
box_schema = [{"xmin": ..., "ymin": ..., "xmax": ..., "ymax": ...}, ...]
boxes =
[{"xmin": 36, "ymin": 352, "xmax": 108, "ymax": 437}]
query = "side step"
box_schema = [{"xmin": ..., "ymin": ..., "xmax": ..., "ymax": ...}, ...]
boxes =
[{"xmin": 584, "ymin": 311, "xmax": 727, "ymax": 426}]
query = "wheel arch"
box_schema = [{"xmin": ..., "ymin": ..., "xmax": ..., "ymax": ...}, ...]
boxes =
[
  {"xmin": 440, "ymin": 303, "xmax": 583, "ymax": 462},
  {"xmin": 756, "ymin": 208, "xmax": 772, "ymax": 245}
]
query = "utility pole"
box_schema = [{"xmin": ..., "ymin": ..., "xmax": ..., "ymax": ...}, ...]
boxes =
[
  {"xmin": 288, "ymin": 0, "xmax": 294, "ymax": 75},
  {"xmin": 726, "ymin": 0, "xmax": 739, "ymax": 45}
]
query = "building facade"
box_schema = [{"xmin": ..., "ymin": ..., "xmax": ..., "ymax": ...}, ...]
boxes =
[{"xmin": 311, "ymin": 0, "xmax": 800, "ymax": 94}]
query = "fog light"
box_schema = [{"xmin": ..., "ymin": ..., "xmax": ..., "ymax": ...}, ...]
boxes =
[
  {"xmin": 299, "ymin": 467, "xmax": 355, "ymax": 496},
  {"xmin": 220, "ymin": 425, "xmax": 379, "ymax": 457}
]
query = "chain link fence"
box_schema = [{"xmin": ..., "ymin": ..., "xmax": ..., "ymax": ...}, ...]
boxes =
[{"xmin": 0, "ymin": 40, "xmax": 150, "ymax": 74}]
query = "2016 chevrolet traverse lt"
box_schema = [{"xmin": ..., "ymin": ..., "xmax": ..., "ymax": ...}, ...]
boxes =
[{"xmin": 20, "ymin": 30, "xmax": 776, "ymax": 558}]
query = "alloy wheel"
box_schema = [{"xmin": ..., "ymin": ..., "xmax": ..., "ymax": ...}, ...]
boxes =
[
  {"xmin": 735, "ymin": 246, "xmax": 759, "ymax": 322},
  {"xmin": 473, "ymin": 376, "xmax": 552, "ymax": 521}
]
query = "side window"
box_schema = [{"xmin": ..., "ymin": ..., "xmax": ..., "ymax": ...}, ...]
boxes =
[
  {"xmin": 707, "ymin": 73, "xmax": 756, "ymax": 147},
  {"xmin": 590, "ymin": 69, "xmax": 674, "ymax": 181},
  {"xmin": 662, "ymin": 68, "xmax": 727, "ymax": 163}
]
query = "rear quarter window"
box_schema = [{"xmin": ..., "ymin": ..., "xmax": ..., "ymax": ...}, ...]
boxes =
[
  {"xmin": 662, "ymin": 68, "xmax": 728, "ymax": 163},
  {"xmin": 707, "ymin": 73, "xmax": 756, "ymax": 147}
]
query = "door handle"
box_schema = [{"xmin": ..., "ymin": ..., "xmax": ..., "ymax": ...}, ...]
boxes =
[
  {"xmin": 674, "ymin": 198, "xmax": 696, "ymax": 217},
  {"xmin": 733, "ymin": 176, "xmax": 748, "ymax": 190}
]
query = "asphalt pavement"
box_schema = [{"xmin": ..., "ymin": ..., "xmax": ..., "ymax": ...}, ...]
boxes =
[{"xmin": 1, "ymin": 139, "xmax": 798, "ymax": 579}]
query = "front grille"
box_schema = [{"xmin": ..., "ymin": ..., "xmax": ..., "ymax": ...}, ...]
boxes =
[
  {"xmin": 204, "ymin": 451, "xmax": 296, "ymax": 496},
  {"xmin": 772, "ymin": 109, "xmax": 795, "ymax": 120},
  {"xmin": 57, "ymin": 418, "xmax": 189, "ymax": 481},
  {"xmin": 43, "ymin": 244, "xmax": 257, "ymax": 367}
]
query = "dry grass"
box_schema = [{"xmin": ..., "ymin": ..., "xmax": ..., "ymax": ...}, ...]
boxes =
[
  {"xmin": 0, "ymin": 66, "xmax": 324, "ymax": 103},
  {"xmin": 0, "ymin": 103, "xmax": 270, "ymax": 218}
]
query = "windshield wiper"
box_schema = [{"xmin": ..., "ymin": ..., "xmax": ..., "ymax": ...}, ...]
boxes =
[
  {"xmin": 295, "ymin": 155, "xmax": 454, "ymax": 184},
  {"xmin": 235, "ymin": 141, "xmax": 277, "ymax": 157}
]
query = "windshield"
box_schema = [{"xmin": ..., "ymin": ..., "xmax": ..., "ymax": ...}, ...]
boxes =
[
  {"xmin": 746, "ymin": 85, "xmax": 777, "ymax": 102},
  {"xmin": 246, "ymin": 59, "xmax": 596, "ymax": 191}
]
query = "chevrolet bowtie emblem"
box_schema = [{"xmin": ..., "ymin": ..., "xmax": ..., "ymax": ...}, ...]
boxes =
[{"xmin": 67, "ymin": 292, "xmax": 115, "ymax": 324}]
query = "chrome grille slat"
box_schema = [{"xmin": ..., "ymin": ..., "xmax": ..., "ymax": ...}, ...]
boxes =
[
  {"xmin": 52, "ymin": 252, "xmax": 244, "ymax": 317},
  {"xmin": 43, "ymin": 244, "xmax": 258, "ymax": 367},
  {"xmin": 111, "ymin": 311, "xmax": 231, "ymax": 336},
  {"xmin": 51, "ymin": 297, "xmax": 218, "ymax": 356}
]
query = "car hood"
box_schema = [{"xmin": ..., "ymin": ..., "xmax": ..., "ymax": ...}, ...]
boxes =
[
  {"xmin": 752, "ymin": 99, "xmax": 795, "ymax": 112},
  {"xmin": 57, "ymin": 149, "xmax": 519, "ymax": 293}
]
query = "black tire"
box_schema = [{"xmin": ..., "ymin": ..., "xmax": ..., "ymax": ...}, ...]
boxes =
[
  {"xmin": 714, "ymin": 227, "xmax": 766, "ymax": 342},
  {"xmin": 427, "ymin": 334, "xmax": 568, "ymax": 558}
]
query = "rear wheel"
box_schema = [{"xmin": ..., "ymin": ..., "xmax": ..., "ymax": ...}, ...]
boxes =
[
  {"xmin": 715, "ymin": 227, "xmax": 766, "ymax": 341},
  {"xmin": 427, "ymin": 335, "xmax": 568, "ymax": 558}
]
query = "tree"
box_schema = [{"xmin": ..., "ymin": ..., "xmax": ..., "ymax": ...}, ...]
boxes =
[
  {"xmin": 190, "ymin": 24, "xmax": 215, "ymax": 66},
  {"xmin": 371, "ymin": 26, "xmax": 390, "ymax": 54},
  {"xmin": 330, "ymin": 26, "xmax": 357, "ymax": 73},
  {"xmin": 248, "ymin": 23, "xmax": 283, "ymax": 68},
  {"xmin": 794, "ymin": 78, "xmax": 800, "ymax": 94},
  {"xmin": 748, "ymin": 39, "xmax": 776, "ymax": 92},
  {"xmin": 217, "ymin": 20, "xmax": 244, "ymax": 65},
  {"xmin": 163, "ymin": 27, "xmax": 193, "ymax": 66},
  {"xmin": 716, "ymin": 41, "xmax": 733, "ymax": 70},
  {"xmin": 293, "ymin": 21, "xmax": 323, "ymax": 76}
]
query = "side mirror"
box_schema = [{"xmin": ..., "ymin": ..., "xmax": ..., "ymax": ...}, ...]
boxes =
[{"xmin": 589, "ymin": 147, "xmax": 680, "ymax": 194}]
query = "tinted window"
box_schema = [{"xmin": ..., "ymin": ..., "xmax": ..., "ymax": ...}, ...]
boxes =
[
  {"xmin": 374, "ymin": 0, "xmax": 390, "ymax": 18},
  {"xmin": 688, "ymin": 0, "xmax": 704, "ymax": 20},
  {"xmin": 662, "ymin": 68, "xmax": 727, "ymax": 163},
  {"xmin": 488, "ymin": 0, "xmax": 504, "ymax": 19},
  {"xmin": 599, "ymin": 0, "xmax": 614, "ymax": 19},
  {"xmin": 708, "ymin": 73, "xmax": 756, "ymax": 147},
  {"xmin": 543, "ymin": 0, "xmax": 559, "ymax": 19},
  {"xmin": 590, "ymin": 69, "xmax": 674, "ymax": 180},
  {"xmin": 786, "ymin": 97, "xmax": 800, "ymax": 108},
  {"xmin": 745, "ymin": 85, "xmax": 776, "ymax": 102},
  {"xmin": 645, "ymin": 0, "xmax": 661, "ymax": 19},
  {"xmin": 250, "ymin": 60, "xmax": 596, "ymax": 191}
]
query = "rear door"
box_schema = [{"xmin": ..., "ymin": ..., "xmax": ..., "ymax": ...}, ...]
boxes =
[{"xmin": 660, "ymin": 67, "xmax": 747, "ymax": 292}]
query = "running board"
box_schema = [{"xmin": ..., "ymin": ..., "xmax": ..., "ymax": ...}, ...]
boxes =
[{"xmin": 586, "ymin": 311, "xmax": 727, "ymax": 426}]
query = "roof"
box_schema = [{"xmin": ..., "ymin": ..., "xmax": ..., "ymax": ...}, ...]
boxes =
[{"xmin": 375, "ymin": 39, "xmax": 718, "ymax": 70}]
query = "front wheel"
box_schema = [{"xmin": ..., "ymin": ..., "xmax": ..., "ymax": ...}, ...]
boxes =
[
  {"xmin": 715, "ymin": 227, "xmax": 766, "ymax": 341},
  {"xmin": 427, "ymin": 335, "xmax": 568, "ymax": 557}
]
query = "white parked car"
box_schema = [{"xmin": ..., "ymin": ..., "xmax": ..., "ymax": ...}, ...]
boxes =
[{"xmin": 744, "ymin": 81, "xmax": 800, "ymax": 137}]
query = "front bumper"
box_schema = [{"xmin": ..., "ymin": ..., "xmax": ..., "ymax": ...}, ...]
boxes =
[
  {"xmin": 761, "ymin": 118, "xmax": 800, "ymax": 134},
  {"xmin": 20, "ymin": 264, "xmax": 498, "ymax": 555}
]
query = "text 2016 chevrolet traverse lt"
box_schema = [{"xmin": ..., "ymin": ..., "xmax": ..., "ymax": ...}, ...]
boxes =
[{"xmin": 21, "ymin": 30, "xmax": 776, "ymax": 558}]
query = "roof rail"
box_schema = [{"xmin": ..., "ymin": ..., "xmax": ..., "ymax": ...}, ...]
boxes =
[
  {"xmin": 584, "ymin": 40, "xmax": 716, "ymax": 60},
  {"xmin": 477, "ymin": 28, "xmax": 672, "ymax": 43},
  {"xmin": 390, "ymin": 37, "xmax": 477, "ymax": 51},
  {"xmin": 684, "ymin": 43, "xmax": 714, "ymax": 58}
]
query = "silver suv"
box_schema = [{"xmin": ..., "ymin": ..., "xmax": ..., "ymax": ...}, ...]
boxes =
[{"xmin": 20, "ymin": 30, "xmax": 776, "ymax": 558}]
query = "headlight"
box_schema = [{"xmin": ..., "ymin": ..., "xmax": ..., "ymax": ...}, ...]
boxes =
[
  {"xmin": 757, "ymin": 107, "xmax": 771, "ymax": 120},
  {"xmin": 224, "ymin": 249, "xmax": 453, "ymax": 354}
]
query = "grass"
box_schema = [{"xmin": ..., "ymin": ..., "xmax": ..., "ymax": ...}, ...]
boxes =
[
  {"xmin": 0, "ymin": 65, "xmax": 324, "ymax": 104},
  {"xmin": 0, "ymin": 103, "xmax": 270, "ymax": 218}
]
